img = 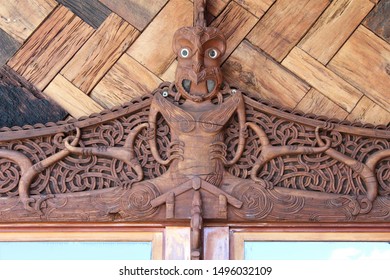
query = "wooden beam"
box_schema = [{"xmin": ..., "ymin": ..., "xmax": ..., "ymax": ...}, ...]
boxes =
[
  {"xmin": 295, "ymin": 89, "xmax": 349, "ymax": 120},
  {"xmin": 211, "ymin": 1, "xmax": 258, "ymax": 62},
  {"xmin": 247, "ymin": 0, "xmax": 330, "ymax": 61},
  {"xmin": 43, "ymin": 74, "xmax": 104, "ymax": 118},
  {"xmin": 282, "ymin": 47, "xmax": 363, "ymax": 112},
  {"xmin": 91, "ymin": 53, "xmax": 162, "ymax": 108},
  {"xmin": 62, "ymin": 13, "xmax": 139, "ymax": 93},
  {"xmin": 328, "ymin": 26, "xmax": 390, "ymax": 113},
  {"xmin": 127, "ymin": 0, "xmax": 192, "ymax": 76},
  {"xmin": 347, "ymin": 96, "xmax": 390, "ymax": 125},
  {"xmin": 299, "ymin": 0, "xmax": 374, "ymax": 64},
  {"xmin": 7, "ymin": 6, "xmax": 94, "ymax": 90},
  {"xmin": 222, "ymin": 40, "xmax": 310, "ymax": 108},
  {"xmin": 0, "ymin": 0, "xmax": 57, "ymax": 43}
]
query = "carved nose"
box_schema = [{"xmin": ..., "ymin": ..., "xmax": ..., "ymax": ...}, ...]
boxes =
[{"xmin": 192, "ymin": 52, "xmax": 203, "ymax": 73}]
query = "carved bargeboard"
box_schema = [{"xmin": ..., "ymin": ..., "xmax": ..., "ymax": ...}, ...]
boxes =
[{"xmin": 0, "ymin": 0, "xmax": 389, "ymax": 260}]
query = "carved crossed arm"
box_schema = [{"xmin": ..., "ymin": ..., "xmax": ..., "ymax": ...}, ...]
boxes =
[
  {"xmin": 247, "ymin": 123, "xmax": 331, "ymax": 189},
  {"xmin": 64, "ymin": 124, "xmax": 148, "ymax": 189}
]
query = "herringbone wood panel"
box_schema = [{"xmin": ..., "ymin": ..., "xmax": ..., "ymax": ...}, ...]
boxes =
[{"xmin": 1, "ymin": 0, "xmax": 389, "ymax": 126}]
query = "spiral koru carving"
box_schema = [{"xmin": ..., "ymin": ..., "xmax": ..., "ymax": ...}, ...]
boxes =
[
  {"xmin": 232, "ymin": 182, "xmax": 273, "ymax": 219},
  {"xmin": 119, "ymin": 182, "xmax": 160, "ymax": 221}
]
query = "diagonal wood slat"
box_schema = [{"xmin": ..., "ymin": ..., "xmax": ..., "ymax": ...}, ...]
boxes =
[
  {"xmin": 0, "ymin": 0, "xmax": 388, "ymax": 126},
  {"xmin": 7, "ymin": 5, "xmax": 94, "ymax": 90},
  {"xmin": 61, "ymin": 13, "xmax": 139, "ymax": 93}
]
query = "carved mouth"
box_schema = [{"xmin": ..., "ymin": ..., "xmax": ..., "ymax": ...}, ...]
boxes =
[{"xmin": 181, "ymin": 79, "xmax": 216, "ymax": 94}]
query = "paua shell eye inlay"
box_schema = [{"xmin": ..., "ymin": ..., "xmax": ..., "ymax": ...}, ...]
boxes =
[
  {"xmin": 180, "ymin": 48, "xmax": 190, "ymax": 58},
  {"xmin": 208, "ymin": 48, "xmax": 218, "ymax": 59}
]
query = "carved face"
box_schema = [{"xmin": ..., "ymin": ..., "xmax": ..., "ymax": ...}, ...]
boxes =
[{"xmin": 173, "ymin": 26, "xmax": 226, "ymax": 102}]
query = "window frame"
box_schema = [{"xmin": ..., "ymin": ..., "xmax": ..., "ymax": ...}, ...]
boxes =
[
  {"xmin": 0, "ymin": 223, "xmax": 164, "ymax": 260},
  {"xmin": 230, "ymin": 225, "xmax": 390, "ymax": 260}
]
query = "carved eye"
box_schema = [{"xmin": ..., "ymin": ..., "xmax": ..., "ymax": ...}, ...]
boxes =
[
  {"xmin": 208, "ymin": 48, "xmax": 218, "ymax": 59},
  {"xmin": 180, "ymin": 48, "xmax": 190, "ymax": 58}
]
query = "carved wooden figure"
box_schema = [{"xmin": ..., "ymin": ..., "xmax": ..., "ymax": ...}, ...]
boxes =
[{"xmin": 0, "ymin": 0, "xmax": 389, "ymax": 260}]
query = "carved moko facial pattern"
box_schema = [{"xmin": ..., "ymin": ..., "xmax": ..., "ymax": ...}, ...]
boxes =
[{"xmin": 173, "ymin": 26, "xmax": 226, "ymax": 102}]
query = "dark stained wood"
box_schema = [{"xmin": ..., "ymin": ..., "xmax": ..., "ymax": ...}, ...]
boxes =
[
  {"xmin": 99, "ymin": 0, "xmax": 168, "ymax": 31},
  {"xmin": 0, "ymin": 66, "xmax": 66, "ymax": 128},
  {"xmin": 56, "ymin": 0, "xmax": 111, "ymax": 29},
  {"xmin": 363, "ymin": 0, "xmax": 390, "ymax": 43},
  {"xmin": 0, "ymin": 28, "xmax": 20, "ymax": 66}
]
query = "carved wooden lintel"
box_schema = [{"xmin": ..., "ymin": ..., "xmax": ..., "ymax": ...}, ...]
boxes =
[{"xmin": 0, "ymin": 0, "xmax": 389, "ymax": 253}]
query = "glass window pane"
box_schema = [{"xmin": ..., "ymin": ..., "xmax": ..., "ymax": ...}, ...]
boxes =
[
  {"xmin": 0, "ymin": 242, "xmax": 152, "ymax": 260},
  {"xmin": 245, "ymin": 242, "xmax": 390, "ymax": 260}
]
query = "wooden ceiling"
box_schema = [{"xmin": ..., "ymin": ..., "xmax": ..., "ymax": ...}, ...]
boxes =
[{"xmin": 0, "ymin": 0, "xmax": 389, "ymax": 127}]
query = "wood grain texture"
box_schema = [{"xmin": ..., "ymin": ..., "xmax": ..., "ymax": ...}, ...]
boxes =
[
  {"xmin": 0, "ymin": 28, "xmax": 20, "ymax": 66},
  {"xmin": 282, "ymin": 47, "xmax": 362, "ymax": 112},
  {"xmin": 235, "ymin": 0, "xmax": 275, "ymax": 18},
  {"xmin": 0, "ymin": 0, "xmax": 57, "ymax": 43},
  {"xmin": 295, "ymin": 89, "xmax": 349, "ymax": 120},
  {"xmin": 211, "ymin": 1, "xmax": 258, "ymax": 62},
  {"xmin": 363, "ymin": 0, "xmax": 390, "ymax": 43},
  {"xmin": 222, "ymin": 40, "xmax": 310, "ymax": 107},
  {"xmin": 0, "ymin": 66, "xmax": 66, "ymax": 127},
  {"xmin": 299, "ymin": 0, "xmax": 374, "ymax": 64},
  {"xmin": 189, "ymin": 0, "xmax": 230, "ymax": 17},
  {"xmin": 347, "ymin": 96, "xmax": 390, "ymax": 125},
  {"xmin": 99, "ymin": 0, "xmax": 168, "ymax": 31},
  {"xmin": 91, "ymin": 53, "xmax": 162, "ymax": 108},
  {"xmin": 127, "ymin": 0, "xmax": 192, "ymax": 76},
  {"xmin": 328, "ymin": 26, "xmax": 390, "ymax": 112},
  {"xmin": 62, "ymin": 13, "xmax": 139, "ymax": 93},
  {"xmin": 7, "ymin": 6, "xmax": 94, "ymax": 90},
  {"xmin": 44, "ymin": 74, "xmax": 104, "ymax": 118},
  {"xmin": 203, "ymin": 227, "xmax": 229, "ymax": 260},
  {"xmin": 165, "ymin": 227, "xmax": 191, "ymax": 260},
  {"xmin": 160, "ymin": 60, "xmax": 178, "ymax": 82},
  {"xmin": 56, "ymin": 0, "xmax": 111, "ymax": 29},
  {"xmin": 247, "ymin": 0, "xmax": 330, "ymax": 61}
]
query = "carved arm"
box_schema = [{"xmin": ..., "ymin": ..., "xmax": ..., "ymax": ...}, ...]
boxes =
[
  {"xmin": 248, "ymin": 123, "xmax": 331, "ymax": 188},
  {"xmin": 19, "ymin": 127, "xmax": 81, "ymax": 211},
  {"xmin": 224, "ymin": 93, "xmax": 247, "ymax": 166},
  {"xmin": 65, "ymin": 124, "xmax": 148, "ymax": 188},
  {"xmin": 315, "ymin": 127, "xmax": 379, "ymax": 209}
]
